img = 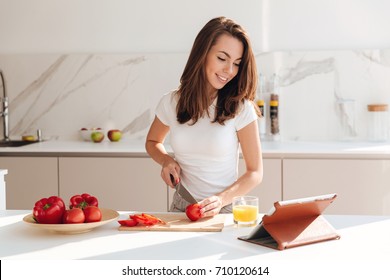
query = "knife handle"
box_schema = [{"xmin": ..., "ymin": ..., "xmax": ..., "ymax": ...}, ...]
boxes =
[{"xmin": 170, "ymin": 174, "xmax": 179, "ymax": 187}]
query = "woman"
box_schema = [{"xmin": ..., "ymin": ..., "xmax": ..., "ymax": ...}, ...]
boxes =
[{"xmin": 145, "ymin": 16, "xmax": 263, "ymax": 218}]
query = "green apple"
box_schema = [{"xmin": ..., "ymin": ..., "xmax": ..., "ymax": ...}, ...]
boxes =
[
  {"xmin": 107, "ymin": 129, "xmax": 122, "ymax": 142},
  {"xmin": 91, "ymin": 131, "xmax": 105, "ymax": 143}
]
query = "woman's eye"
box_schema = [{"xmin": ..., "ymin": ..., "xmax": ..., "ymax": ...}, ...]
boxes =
[
  {"xmin": 234, "ymin": 62, "xmax": 241, "ymax": 67},
  {"xmin": 217, "ymin": 56, "xmax": 226, "ymax": 62}
]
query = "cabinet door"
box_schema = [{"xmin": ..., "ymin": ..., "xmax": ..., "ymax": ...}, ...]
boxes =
[
  {"xmin": 59, "ymin": 157, "xmax": 167, "ymax": 212},
  {"xmin": 0, "ymin": 157, "xmax": 58, "ymax": 209},
  {"xmin": 239, "ymin": 158, "xmax": 282, "ymax": 213},
  {"xmin": 283, "ymin": 159, "xmax": 390, "ymax": 215}
]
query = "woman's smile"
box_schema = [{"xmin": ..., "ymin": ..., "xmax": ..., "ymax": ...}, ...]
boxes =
[{"xmin": 216, "ymin": 74, "xmax": 228, "ymax": 83}]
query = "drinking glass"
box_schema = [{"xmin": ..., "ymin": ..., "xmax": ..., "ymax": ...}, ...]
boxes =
[{"xmin": 232, "ymin": 196, "xmax": 258, "ymax": 226}]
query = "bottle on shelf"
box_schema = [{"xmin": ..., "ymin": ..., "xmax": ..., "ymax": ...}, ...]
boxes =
[
  {"xmin": 256, "ymin": 74, "xmax": 266, "ymax": 140},
  {"xmin": 269, "ymin": 74, "xmax": 280, "ymax": 141}
]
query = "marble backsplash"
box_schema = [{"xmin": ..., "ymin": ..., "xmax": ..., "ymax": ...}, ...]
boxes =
[
  {"xmin": 258, "ymin": 50, "xmax": 390, "ymax": 142},
  {"xmin": 0, "ymin": 50, "xmax": 389, "ymax": 142},
  {"xmin": 0, "ymin": 53, "xmax": 188, "ymax": 141}
]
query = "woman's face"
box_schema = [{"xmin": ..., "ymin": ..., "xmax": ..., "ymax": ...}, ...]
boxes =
[{"xmin": 205, "ymin": 34, "xmax": 243, "ymax": 95}]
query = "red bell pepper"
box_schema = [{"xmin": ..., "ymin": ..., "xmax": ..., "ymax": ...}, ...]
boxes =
[
  {"xmin": 130, "ymin": 214, "xmax": 156, "ymax": 226},
  {"xmin": 118, "ymin": 213, "xmax": 166, "ymax": 227},
  {"xmin": 131, "ymin": 213, "xmax": 165, "ymax": 226},
  {"xmin": 141, "ymin": 213, "xmax": 166, "ymax": 225},
  {"xmin": 69, "ymin": 193, "xmax": 99, "ymax": 209},
  {"xmin": 118, "ymin": 219, "xmax": 138, "ymax": 227},
  {"xmin": 33, "ymin": 196, "xmax": 66, "ymax": 224}
]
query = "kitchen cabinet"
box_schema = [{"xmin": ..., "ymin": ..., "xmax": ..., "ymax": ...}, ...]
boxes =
[
  {"xmin": 167, "ymin": 158, "xmax": 282, "ymax": 212},
  {"xmin": 58, "ymin": 157, "xmax": 167, "ymax": 212},
  {"xmin": 283, "ymin": 159, "xmax": 390, "ymax": 215},
  {"xmin": 0, "ymin": 157, "xmax": 58, "ymax": 209},
  {"xmin": 0, "ymin": 142, "xmax": 390, "ymax": 215},
  {"xmin": 239, "ymin": 158, "xmax": 282, "ymax": 212}
]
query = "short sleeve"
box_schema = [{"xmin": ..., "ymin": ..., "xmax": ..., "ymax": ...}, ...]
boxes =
[
  {"xmin": 235, "ymin": 100, "xmax": 258, "ymax": 131},
  {"xmin": 155, "ymin": 91, "xmax": 177, "ymax": 126}
]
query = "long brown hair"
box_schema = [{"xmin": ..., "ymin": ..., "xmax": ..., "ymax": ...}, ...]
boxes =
[{"xmin": 177, "ymin": 16, "xmax": 260, "ymax": 125}]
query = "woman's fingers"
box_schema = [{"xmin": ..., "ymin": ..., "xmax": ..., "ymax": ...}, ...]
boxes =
[
  {"xmin": 199, "ymin": 196, "xmax": 222, "ymax": 217},
  {"xmin": 161, "ymin": 161, "xmax": 180, "ymax": 187}
]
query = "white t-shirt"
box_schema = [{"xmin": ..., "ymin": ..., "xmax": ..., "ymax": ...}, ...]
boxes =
[{"xmin": 156, "ymin": 91, "xmax": 258, "ymax": 201}]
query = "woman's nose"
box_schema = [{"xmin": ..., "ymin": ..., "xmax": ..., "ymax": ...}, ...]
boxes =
[{"xmin": 223, "ymin": 63, "xmax": 234, "ymax": 74}]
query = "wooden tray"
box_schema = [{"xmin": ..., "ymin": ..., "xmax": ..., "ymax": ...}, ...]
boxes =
[{"xmin": 118, "ymin": 213, "xmax": 226, "ymax": 232}]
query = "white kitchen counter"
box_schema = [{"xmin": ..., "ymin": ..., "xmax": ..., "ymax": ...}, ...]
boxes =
[
  {"xmin": 1, "ymin": 210, "xmax": 389, "ymax": 261},
  {"xmin": 1, "ymin": 210, "xmax": 389, "ymax": 279},
  {"xmin": 0, "ymin": 139, "xmax": 150, "ymax": 157},
  {"xmin": 1, "ymin": 139, "xmax": 390, "ymax": 158}
]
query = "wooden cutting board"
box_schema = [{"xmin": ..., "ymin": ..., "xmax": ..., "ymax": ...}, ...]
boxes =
[{"xmin": 118, "ymin": 213, "xmax": 226, "ymax": 232}]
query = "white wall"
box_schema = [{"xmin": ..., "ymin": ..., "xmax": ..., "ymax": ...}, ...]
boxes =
[
  {"xmin": 0, "ymin": 0, "xmax": 263, "ymax": 53},
  {"xmin": 1, "ymin": 0, "xmax": 390, "ymax": 142},
  {"xmin": 265, "ymin": 0, "xmax": 390, "ymax": 51},
  {"xmin": 1, "ymin": 0, "xmax": 390, "ymax": 53}
]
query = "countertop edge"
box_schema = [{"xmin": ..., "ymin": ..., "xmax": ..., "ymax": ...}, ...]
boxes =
[{"xmin": 1, "ymin": 140, "xmax": 390, "ymax": 159}]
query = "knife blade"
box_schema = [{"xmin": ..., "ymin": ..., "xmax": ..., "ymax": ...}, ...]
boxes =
[{"xmin": 171, "ymin": 174, "xmax": 197, "ymax": 204}]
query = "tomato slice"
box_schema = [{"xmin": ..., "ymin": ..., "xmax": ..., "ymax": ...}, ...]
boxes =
[{"xmin": 118, "ymin": 219, "xmax": 138, "ymax": 227}]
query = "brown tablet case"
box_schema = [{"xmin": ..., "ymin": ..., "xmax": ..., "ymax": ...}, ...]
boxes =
[{"xmin": 238, "ymin": 193, "xmax": 340, "ymax": 250}]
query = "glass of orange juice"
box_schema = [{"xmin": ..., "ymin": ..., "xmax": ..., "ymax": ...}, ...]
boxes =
[{"xmin": 233, "ymin": 196, "xmax": 258, "ymax": 226}]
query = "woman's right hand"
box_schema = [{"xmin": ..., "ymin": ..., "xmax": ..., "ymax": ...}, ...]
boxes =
[{"xmin": 161, "ymin": 155, "xmax": 181, "ymax": 188}]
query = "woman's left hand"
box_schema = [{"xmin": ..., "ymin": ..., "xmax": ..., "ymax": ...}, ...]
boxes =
[{"xmin": 198, "ymin": 196, "xmax": 223, "ymax": 218}]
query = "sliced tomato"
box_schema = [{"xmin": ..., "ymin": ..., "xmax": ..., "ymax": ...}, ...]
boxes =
[{"xmin": 118, "ymin": 219, "xmax": 138, "ymax": 227}]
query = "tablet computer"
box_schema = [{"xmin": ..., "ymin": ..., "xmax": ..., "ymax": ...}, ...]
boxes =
[{"xmin": 238, "ymin": 193, "xmax": 340, "ymax": 250}]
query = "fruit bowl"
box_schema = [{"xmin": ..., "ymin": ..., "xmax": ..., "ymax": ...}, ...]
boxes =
[
  {"xmin": 23, "ymin": 208, "xmax": 119, "ymax": 234},
  {"xmin": 79, "ymin": 128, "xmax": 104, "ymax": 142}
]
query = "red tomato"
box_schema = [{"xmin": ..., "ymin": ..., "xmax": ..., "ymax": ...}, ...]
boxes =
[
  {"xmin": 63, "ymin": 208, "xmax": 85, "ymax": 224},
  {"xmin": 186, "ymin": 203, "xmax": 202, "ymax": 221},
  {"xmin": 83, "ymin": 206, "xmax": 102, "ymax": 223}
]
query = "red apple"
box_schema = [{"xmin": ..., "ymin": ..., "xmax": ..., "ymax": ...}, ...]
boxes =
[
  {"xmin": 91, "ymin": 131, "xmax": 105, "ymax": 143},
  {"xmin": 107, "ymin": 129, "xmax": 122, "ymax": 142}
]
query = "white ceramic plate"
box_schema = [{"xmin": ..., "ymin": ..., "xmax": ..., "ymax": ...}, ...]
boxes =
[{"xmin": 23, "ymin": 208, "xmax": 119, "ymax": 234}]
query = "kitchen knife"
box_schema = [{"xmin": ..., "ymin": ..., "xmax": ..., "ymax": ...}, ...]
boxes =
[{"xmin": 171, "ymin": 174, "xmax": 197, "ymax": 204}]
